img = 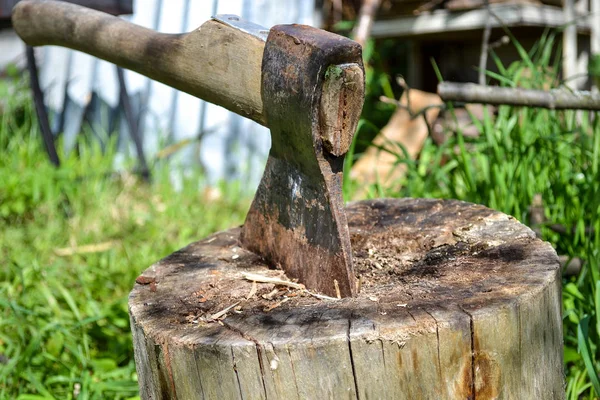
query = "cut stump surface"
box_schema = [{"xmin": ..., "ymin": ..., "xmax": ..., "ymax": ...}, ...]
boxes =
[{"xmin": 129, "ymin": 198, "xmax": 563, "ymax": 400}]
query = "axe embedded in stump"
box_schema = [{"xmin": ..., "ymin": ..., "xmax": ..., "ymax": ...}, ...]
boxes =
[
  {"xmin": 14, "ymin": 0, "xmax": 363, "ymax": 298},
  {"xmin": 14, "ymin": 2, "xmax": 564, "ymax": 398},
  {"xmin": 242, "ymin": 25, "xmax": 364, "ymax": 298}
]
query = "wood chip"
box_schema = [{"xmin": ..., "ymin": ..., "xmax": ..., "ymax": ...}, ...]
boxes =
[
  {"xmin": 209, "ymin": 302, "xmax": 240, "ymax": 321},
  {"xmin": 246, "ymin": 281, "xmax": 257, "ymax": 300},
  {"xmin": 241, "ymin": 272, "xmax": 340, "ymax": 301},
  {"xmin": 136, "ymin": 275, "xmax": 156, "ymax": 285},
  {"xmin": 356, "ymin": 276, "xmax": 362, "ymax": 293},
  {"xmin": 262, "ymin": 288, "xmax": 280, "ymax": 300},
  {"xmin": 304, "ymin": 291, "xmax": 340, "ymax": 301},
  {"xmin": 270, "ymin": 352, "xmax": 281, "ymax": 370},
  {"xmin": 334, "ymin": 279, "xmax": 341, "ymax": 299},
  {"xmin": 242, "ymin": 272, "xmax": 305, "ymax": 290}
]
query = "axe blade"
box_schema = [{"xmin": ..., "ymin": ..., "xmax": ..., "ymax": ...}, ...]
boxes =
[{"xmin": 241, "ymin": 25, "xmax": 364, "ymax": 298}]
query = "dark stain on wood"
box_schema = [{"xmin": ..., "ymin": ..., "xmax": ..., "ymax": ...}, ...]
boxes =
[
  {"xmin": 472, "ymin": 329, "xmax": 501, "ymax": 399},
  {"xmin": 153, "ymin": 343, "xmax": 174, "ymax": 399},
  {"xmin": 457, "ymin": 353, "xmax": 474, "ymax": 400},
  {"xmin": 475, "ymin": 351, "xmax": 501, "ymax": 399},
  {"xmin": 411, "ymin": 348, "xmax": 419, "ymax": 371},
  {"xmin": 161, "ymin": 342, "xmax": 178, "ymax": 400},
  {"xmin": 476, "ymin": 242, "xmax": 527, "ymax": 263}
]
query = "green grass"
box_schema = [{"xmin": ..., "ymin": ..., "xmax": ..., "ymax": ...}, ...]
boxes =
[
  {"xmin": 347, "ymin": 30, "xmax": 600, "ymax": 398},
  {"xmin": 0, "ymin": 76, "xmax": 248, "ymax": 399}
]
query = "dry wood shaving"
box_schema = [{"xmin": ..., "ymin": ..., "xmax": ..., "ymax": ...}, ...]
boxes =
[
  {"xmin": 241, "ymin": 272, "xmax": 305, "ymax": 290},
  {"xmin": 246, "ymin": 281, "xmax": 257, "ymax": 300},
  {"xmin": 262, "ymin": 288, "xmax": 281, "ymax": 300},
  {"xmin": 209, "ymin": 302, "xmax": 240, "ymax": 321},
  {"xmin": 303, "ymin": 291, "xmax": 339, "ymax": 301},
  {"xmin": 241, "ymin": 272, "xmax": 340, "ymax": 302}
]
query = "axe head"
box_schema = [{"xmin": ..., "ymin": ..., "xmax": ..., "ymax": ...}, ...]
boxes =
[{"xmin": 241, "ymin": 25, "xmax": 364, "ymax": 298}]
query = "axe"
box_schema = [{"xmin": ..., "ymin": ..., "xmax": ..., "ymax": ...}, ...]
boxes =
[{"xmin": 12, "ymin": 0, "xmax": 365, "ymax": 297}]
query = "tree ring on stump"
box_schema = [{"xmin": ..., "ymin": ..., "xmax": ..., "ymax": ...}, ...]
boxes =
[{"xmin": 129, "ymin": 198, "xmax": 563, "ymax": 399}]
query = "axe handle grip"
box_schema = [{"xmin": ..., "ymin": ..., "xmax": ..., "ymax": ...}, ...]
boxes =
[{"xmin": 12, "ymin": 0, "xmax": 267, "ymax": 125}]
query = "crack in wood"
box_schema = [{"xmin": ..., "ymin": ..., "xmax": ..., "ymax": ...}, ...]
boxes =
[
  {"xmin": 347, "ymin": 318, "xmax": 361, "ymax": 400},
  {"xmin": 459, "ymin": 305, "xmax": 476, "ymax": 400},
  {"xmin": 161, "ymin": 342, "xmax": 178, "ymax": 400},
  {"xmin": 406, "ymin": 309, "xmax": 417, "ymax": 323},
  {"xmin": 378, "ymin": 333, "xmax": 386, "ymax": 367},
  {"xmin": 220, "ymin": 320, "xmax": 269, "ymax": 399},
  {"xmin": 285, "ymin": 346, "xmax": 301, "ymax": 399},
  {"xmin": 230, "ymin": 347, "xmax": 245, "ymax": 400},
  {"xmin": 424, "ymin": 309, "xmax": 442, "ymax": 381},
  {"xmin": 191, "ymin": 352, "xmax": 206, "ymax": 400},
  {"xmin": 254, "ymin": 345, "xmax": 269, "ymax": 399}
]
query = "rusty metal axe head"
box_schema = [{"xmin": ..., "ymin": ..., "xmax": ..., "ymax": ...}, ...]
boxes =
[{"xmin": 241, "ymin": 25, "xmax": 365, "ymax": 298}]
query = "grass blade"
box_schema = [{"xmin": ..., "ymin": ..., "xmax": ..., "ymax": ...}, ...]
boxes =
[{"xmin": 578, "ymin": 316, "xmax": 600, "ymax": 395}]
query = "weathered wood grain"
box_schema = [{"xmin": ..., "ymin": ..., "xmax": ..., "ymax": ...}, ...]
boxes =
[
  {"xmin": 319, "ymin": 63, "xmax": 365, "ymax": 156},
  {"xmin": 129, "ymin": 198, "xmax": 563, "ymax": 399},
  {"xmin": 12, "ymin": 0, "xmax": 267, "ymax": 125}
]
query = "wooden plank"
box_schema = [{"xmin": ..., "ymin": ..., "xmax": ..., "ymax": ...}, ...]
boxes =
[
  {"xmin": 370, "ymin": 3, "xmax": 590, "ymax": 38},
  {"xmin": 594, "ymin": 0, "xmax": 600, "ymax": 53},
  {"xmin": 12, "ymin": 0, "xmax": 267, "ymax": 125},
  {"xmin": 591, "ymin": 0, "xmax": 600, "ymax": 91},
  {"xmin": 445, "ymin": 0, "xmax": 542, "ymax": 12},
  {"xmin": 563, "ymin": 0, "xmax": 578, "ymax": 89}
]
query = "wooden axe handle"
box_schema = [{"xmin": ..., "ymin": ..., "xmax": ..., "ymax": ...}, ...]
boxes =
[{"xmin": 12, "ymin": 0, "xmax": 267, "ymax": 125}]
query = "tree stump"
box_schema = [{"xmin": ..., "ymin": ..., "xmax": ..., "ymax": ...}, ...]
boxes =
[{"xmin": 129, "ymin": 198, "xmax": 563, "ymax": 399}]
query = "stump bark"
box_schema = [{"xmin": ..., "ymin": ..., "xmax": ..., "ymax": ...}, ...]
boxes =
[{"xmin": 129, "ymin": 198, "xmax": 563, "ymax": 399}]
